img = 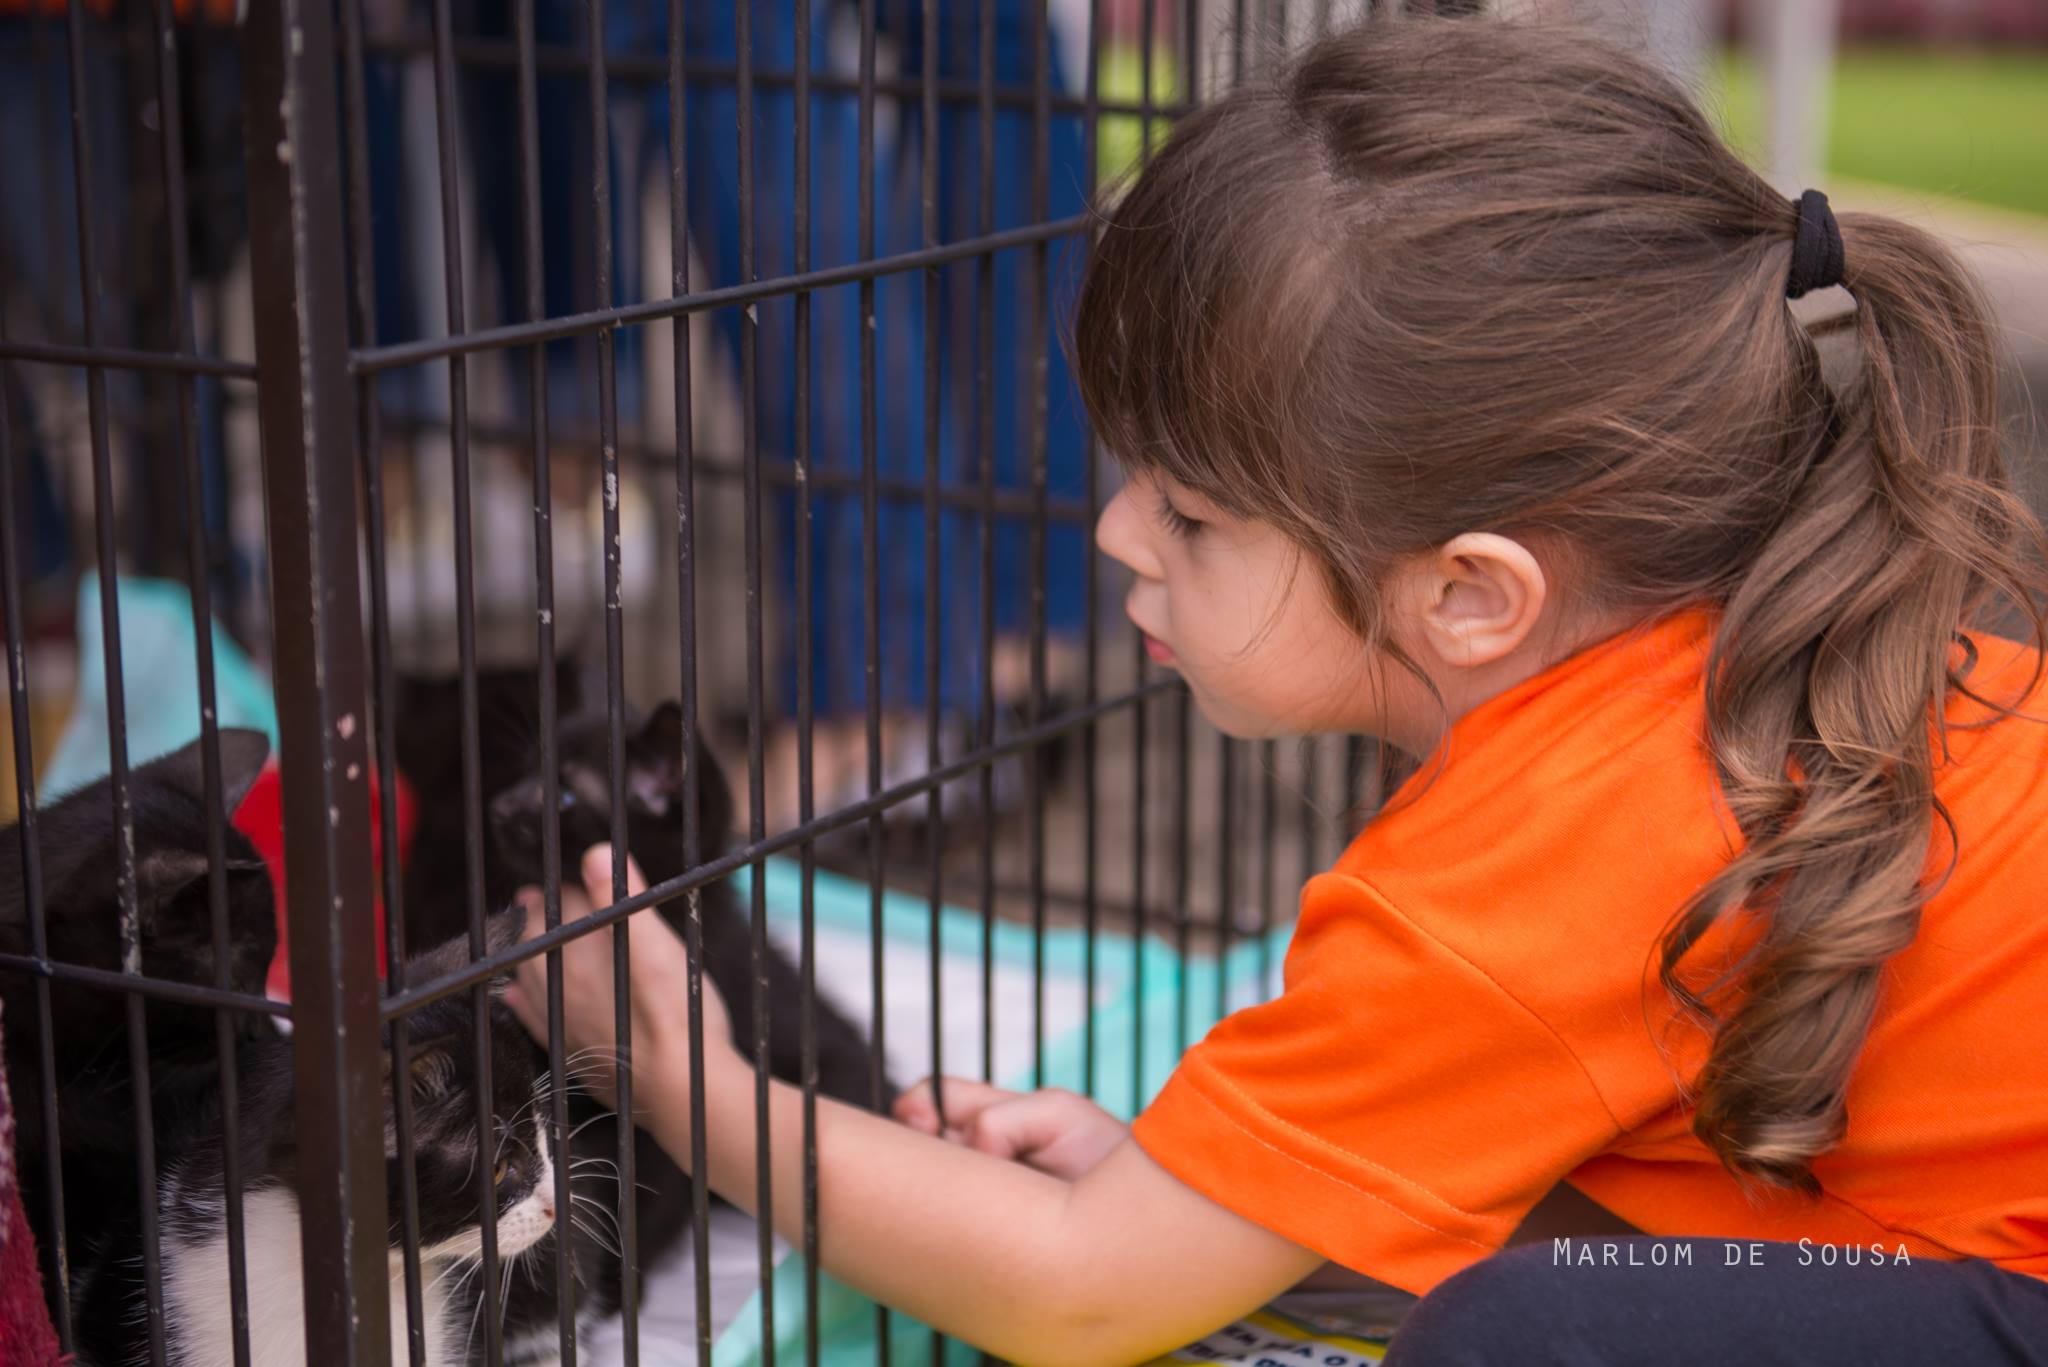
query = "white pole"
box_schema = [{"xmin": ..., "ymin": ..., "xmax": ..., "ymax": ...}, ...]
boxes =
[{"xmin": 1750, "ymin": 0, "xmax": 1842, "ymax": 192}]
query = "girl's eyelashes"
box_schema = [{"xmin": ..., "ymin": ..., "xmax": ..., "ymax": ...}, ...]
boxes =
[{"xmin": 1155, "ymin": 491, "xmax": 1204, "ymax": 539}]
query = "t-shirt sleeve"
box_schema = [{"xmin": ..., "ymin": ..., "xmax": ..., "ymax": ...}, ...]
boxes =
[{"xmin": 1131, "ymin": 870, "xmax": 1623, "ymax": 1295}]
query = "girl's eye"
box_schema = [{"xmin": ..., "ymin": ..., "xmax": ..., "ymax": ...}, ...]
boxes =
[
  {"xmin": 557, "ymin": 790, "xmax": 577, "ymax": 811},
  {"xmin": 494, "ymin": 1157, "xmax": 512, "ymax": 1185},
  {"xmin": 1155, "ymin": 493, "xmax": 1203, "ymax": 539}
]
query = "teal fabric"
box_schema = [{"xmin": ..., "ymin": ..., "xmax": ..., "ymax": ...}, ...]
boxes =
[
  {"xmin": 40, "ymin": 573, "xmax": 279, "ymax": 800},
  {"xmin": 715, "ymin": 859, "xmax": 1288, "ymax": 1366}
]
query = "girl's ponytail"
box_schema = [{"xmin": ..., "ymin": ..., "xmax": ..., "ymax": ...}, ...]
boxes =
[{"xmin": 1661, "ymin": 210, "xmax": 2048, "ymax": 1194}]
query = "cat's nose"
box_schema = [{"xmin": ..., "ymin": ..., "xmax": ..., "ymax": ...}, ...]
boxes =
[{"xmin": 539, "ymin": 1187, "xmax": 556, "ymax": 1222}]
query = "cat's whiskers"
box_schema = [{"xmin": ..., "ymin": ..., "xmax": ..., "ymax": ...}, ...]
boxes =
[
  {"xmin": 419, "ymin": 1248, "xmax": 484, "ymax": 1301},
  {"xmin": 501, "ymin": 1094, "xmax": 546, "ymax": 1143},
  {"xmin": 568, "ymin": 1206, "xmax": 623, "ymax": 1253},
  {"xmin": 560, "ymin": 1045, "xmax": 621, "ymax": 1072},
  {"xmin": 496, "ymin": 1251, "xmax": 516, "ymax": 1339},
  {"xmin": 568, "ymin": 1203, "xmax": 623, "ymax": 1260},
  {"xmin": 566, "ymin": 1109, "xmax": 623, "ymax": 1143}
]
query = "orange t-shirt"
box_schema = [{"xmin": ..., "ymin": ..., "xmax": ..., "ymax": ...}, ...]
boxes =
[{"xmin": 1132, "ymin": 605, "xmax": 2048, "ymax": 1296}]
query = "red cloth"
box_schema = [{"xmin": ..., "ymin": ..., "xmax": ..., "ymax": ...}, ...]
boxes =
[
  {"xmin": 0, "ymin": 1006, "xmax": 64, "ymax": 1366},
  {"xmin": 231, "ymin": 762, "xmax": 418, "ymax": 1000}
]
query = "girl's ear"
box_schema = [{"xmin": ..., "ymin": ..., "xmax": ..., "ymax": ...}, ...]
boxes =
[{"xmin": 1399, "ymin": 533, "xmax": 1548, "ymax": 671}]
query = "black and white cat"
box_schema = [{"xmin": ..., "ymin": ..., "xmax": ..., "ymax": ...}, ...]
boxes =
[
  {"xmin": 0, "ymin": 729, "xmax": 278, "ymax": 1331},
  {"xmin": 396, "ymin": 666, "xmax": 889, "ymax": 1358},
  {"xmin": 484, "ymin": 698, "xmax": 886, "ymax": 1110},
  {"xmin": 0, "ymin": 731, "xmax": 585, "ymax": 1365},
  {"xmin": 70, "ymin": 909, "xmax": 564, "ymax": 1367},
  {"xmin": 396, "ymin": 664, "xmax": 885, "ymax": 1106}
]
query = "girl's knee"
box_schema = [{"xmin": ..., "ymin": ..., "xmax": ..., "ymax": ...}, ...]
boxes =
[{"xmin": 1384, "ymin": 1244, "xmax": 1565, "ymax": 1366}]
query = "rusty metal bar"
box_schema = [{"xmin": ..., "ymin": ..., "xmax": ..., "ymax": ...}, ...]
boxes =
[{"xmin": 240, "ymin": 0, "xmax": 387, "ymax": 1356}]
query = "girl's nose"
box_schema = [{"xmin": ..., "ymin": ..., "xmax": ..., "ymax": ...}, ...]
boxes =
[{"xmin": 1096, "ymin": 483, "xmax": 1163, "ymax": 582}]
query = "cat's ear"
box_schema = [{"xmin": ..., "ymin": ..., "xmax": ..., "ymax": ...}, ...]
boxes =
[
  {"xmin": 136, "ymin": 849, "xmax": 211, "ymax": 907},
  {"xmin": 386, "ymin": 1035, "xmax": 460, "ymax": 1103},
  {"xmin": 628, "ymin": 702, "xmax": 687, "ymax": 815},
  {"xmin": 142, "ymin": 729, "xmax": 271, "ymax": 817},
  {"xmin": 483, "ymin": 903, "xmax": 528, "ymax": 963},
  {"xmin": 135, "ymin": 847, "xmax": 269, "ymax": 910},
  {"xmin": 411, "ymin": 1046, "xmax": 457, "ymax": 1100},
  {"xmin": 215, "ymin": 731, "xmax": 271, "ymax": 812},
  {"xmin": 631, "ymin": 701, "xmax": 733, "ymax": 846}
]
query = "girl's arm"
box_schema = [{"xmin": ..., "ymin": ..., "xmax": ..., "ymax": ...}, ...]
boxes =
[
  {"xmin": 679, "ymin": 1058, "xmax": 1319, "ymax": 1365},
  {"xmin": 509, "ymin": 850, "xmax": 1324, "ymax": 1367}
]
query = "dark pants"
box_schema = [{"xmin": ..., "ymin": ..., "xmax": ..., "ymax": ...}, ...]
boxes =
[{"xmin": 1385, "ymin": 1238, "xmax": 2048, "ymax": 1366}]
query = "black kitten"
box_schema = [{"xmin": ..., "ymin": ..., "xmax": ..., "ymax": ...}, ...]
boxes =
[
  {"xmin": 396, "ymin": 660, "xmax": 588, "ymax": 925},
  {"xmin": 70, "ymin": 910, "xmax": 562, "ymax": 1367},
  {"xmin": 0, "ymin": 729, "xmax": 276, "ymax": 1328},
  {"xmin": 486, "ymin": 699, "xmax": 884, "ymax": 1110},
  {"xmin": 395, "ymin": 668, "xmax": 889, "ymax": 1355}
]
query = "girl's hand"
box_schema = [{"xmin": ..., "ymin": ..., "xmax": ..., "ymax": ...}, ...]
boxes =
[
  {"xmin": 893, "ymin": 1076, "xmax": 1129, "ymax": 1181},
  {"xmin": 505, "ymin": 846, "xmax": 732, "ymax": 1113}
]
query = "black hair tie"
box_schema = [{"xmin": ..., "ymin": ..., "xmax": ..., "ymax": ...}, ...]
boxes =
[{"xmin": 1786, "ymin": 188, "xmax": 1844, "ymax": 299}]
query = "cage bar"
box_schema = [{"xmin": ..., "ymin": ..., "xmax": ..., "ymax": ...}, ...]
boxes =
[
  {"xmin": 1025, "ymin": 0, "xmax": 1051, "ymax": 1091},
  {"xmin": 332, "ymin": 4, "xmax": 432, "ymax": 1359},
  {"xmin": 793, "ymin": 0, "xmax": 823, "ymax": 1357},
  {"xmin": 664, "ymin": 0, "xmax": 717, "ymax": 1357},
  {"xmin": 148, "ymin": 1, "xmax": 255, "ymax": 1356},
  {"xmin": 1079, "ymin": 0, "xmax": 1104, "ymax": 1104},
  {"xmin": 506, "ymin": 0, "xmax": 580, "ymax": 1354},
  {"xmin": 733, "ymin": 1, "xmax": 780, "ymax": 1354},
  {"xmin": 241, "ymin": 0, "xmax": 389, "ymax": 1353},
  {"xmin": 62, "ymin": 5, "xmax": 166, "ymax": 1359},
  {"xmin": 856, "ymin": 2, "xmax": 890, "ymax": 1354},
  {"xmin": 0, "ymin": 310, "xmax": 71, "ymax": 1356},
  {"xmin": 975, "ymin": 0, "xmax": 998, "ymax": 1094}
]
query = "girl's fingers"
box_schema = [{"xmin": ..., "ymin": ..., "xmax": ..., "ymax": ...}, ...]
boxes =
[
  {"xmin": 893, "ymin": 1079, "xmax": 943, "ymax": 1132},
  {"xmin": 962, "ymin": 1092, "xmax": 1073, "ymax": 1164},
  {"xmin": 893, "ymin": 1075, "xmax": 1024, "ymax": 1134},
  {"xmin": 959, "ymin": 1089, "xmax": 1126, "ymax": 1179},
  {"xmin": 503, "ymin": 981, "xmax": 549, "ymax": 1044},
  {"xmin": 507, "ymin": 888, "xmax": 550, "ymax": 1039},
  {"xmin": 581, "ymin": 845, "xmax": 650, "ymax": 904},
  {"xmin": 516, "ymin": 880, "xmax": 596, "ymax": 932},
  {"xmin": 577, "ymin": 847, "xmax": 679, "ymax": 966}
]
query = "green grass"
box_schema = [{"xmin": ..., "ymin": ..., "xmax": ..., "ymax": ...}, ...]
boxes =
[{"xmin": 1707, "ymin": 48, "xmax": 2048, "ymax": 218}]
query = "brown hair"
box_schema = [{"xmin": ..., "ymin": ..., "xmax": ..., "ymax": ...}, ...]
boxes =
[{"xmin": 1073, "ymin": 15, "xmax": 2048, "ymax": 1193}]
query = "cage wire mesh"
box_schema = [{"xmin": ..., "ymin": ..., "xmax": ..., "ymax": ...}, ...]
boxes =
[{"xmin": 0, "ymin": 1, "xmax": 1451, "ymax": 1364}]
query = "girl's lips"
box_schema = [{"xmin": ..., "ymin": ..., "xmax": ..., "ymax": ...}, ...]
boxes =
[{"xmin": 1143, "ymin": 634, "xmax": 1177, "ymax": 666}]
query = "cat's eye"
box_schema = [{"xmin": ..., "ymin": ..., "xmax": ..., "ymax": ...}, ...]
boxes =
[{"xmin": 494, "ymin": 1157, "xmax": 512, "ymax": 1185}]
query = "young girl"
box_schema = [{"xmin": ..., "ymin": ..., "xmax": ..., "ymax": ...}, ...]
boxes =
[{"xmin": 508, "ymin": 16, "xmax": 2048, "ymax": 1365}]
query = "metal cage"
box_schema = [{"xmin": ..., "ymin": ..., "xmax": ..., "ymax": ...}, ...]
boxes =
[{"xmin": 0, "ymin": 1, "xmax": 1449, "ymax": 1363}]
